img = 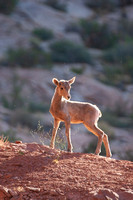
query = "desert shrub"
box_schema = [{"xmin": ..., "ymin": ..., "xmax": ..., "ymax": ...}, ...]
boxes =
[
  {"xmin": 71, "ymin": 67, "xmax": 84, "ymax": 75},
  {"xmin": 79, "ymin": 19, "xmax": 118, "ymax": 49},
  {"xmin": 3, "ymin": 47, "xmax": 51, "ymax": 68},
  {"xmin": 102, "ymin": 110, "xmax": 133, "ymax": 128},
  {"xmin": 10, "ymin": 110, "xmax": 40, "ymax": 129},
  {"xmin": 28, "ymin": 102, "xmax": 49, "ymax": 113},
  {"xmin": 32, "ymin": 28, "xmax": 54, "ymax": 41},
  {"xmin": 123, "ymin": 58, "xmax": 133, "ymax": 78},
  {"xmin": 118, "ymin": 20, "xmax": 133, "ymax": 40},
  {"xmin": 50, "ymin": 40, "xmax": 92, "ymax": 64},
  {"xmin": 104, "ymin": 42, "xmax": 133, "ymax": 63},
  {"xmin": 99, "ymin": 64, "xmax": 127, "ymax": 88},
  {"xmin": 103, "ymin": 42, "xmax": 133, "ymax": 83},
  {"xmin": 2, "ymin": 75, "xmax": 25, "ymax": 110},
  {"xmin": 0, "ymin": 0, "xmax": 18, "ymax": 15},
  {"xmin": 85, "ymin": 0, "xmax": 119, "ymax": 11},
  {"xmin": 65, "ymin": 22, "xmax": 81, "ymax": 33},
  {"xmin": 5, "ymin": 48, "xmax": 41, "ymax": 67},
  {"xmin": 45, "ymin": 0, "xmax": 67, "ymax": 12}
]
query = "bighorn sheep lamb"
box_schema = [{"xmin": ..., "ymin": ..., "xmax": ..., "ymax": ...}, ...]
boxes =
[{"xmin": 49, "ymin": 77, "xmax": 112, "ymax": 157}]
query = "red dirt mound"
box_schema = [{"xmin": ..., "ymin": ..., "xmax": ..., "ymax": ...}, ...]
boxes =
[{"xmin": 0, "ymin": 142, "xmax": 133, "ymax": 200}]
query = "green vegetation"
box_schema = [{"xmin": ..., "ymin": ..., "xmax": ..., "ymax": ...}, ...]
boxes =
[
  {"xmin": 50, "ymin": 40, "xmax": 92, "ymax": 64},
  {"xmin": 3, "ymin": 47, "xmax": 52, "ymax": 68},
  {"xmin": 0, "ymin": 0, "xmax": 18, "ymax": 15},
  {"xmin": 102, "ymin": 42, "xmax": 133, "ymax": 86},
  {"xmin": 45, "ymin": 0, "xmax": 67, "ymax": 12},
  {"xmin": 71, "ymin": 67, "xmax": 84, "ymax": 75},
  {"xmin": 65, "ymin": 22, "xmax": 81, "ymax": 33},
  {"xmin": 79, "ymin": 19, "xmax": 118, "ymax": 49},
  {"xmin": 104, "ymin": 42, "xmax": 133, "ymax": 64},
  {"xmin": 28, "ymin": 101, "xmax": 49, "ymax": 113},
  {"xmin": 118, "ymin": 20, "xmax": 133, "ymax": 41},
  {"xmin": 102, "ymin": 110, "xmax": 133, "ymax": 128},
  {"xmin": 32, "ymin": 28, "xmax": 54, "ymax": 41},
  {"xmin": 2, "ymin": 75, "xmax": 25, "ymax": 110},
  {"xmin": 5, "ymin": 48, "xmax": 42, "ymax": 67},
  {"xmin": 85, "ymin": 0, "xmax": 119, "ymax": 12}
]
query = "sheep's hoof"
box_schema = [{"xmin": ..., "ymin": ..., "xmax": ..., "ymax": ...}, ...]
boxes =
[
  {"xmin": 50, "ymin": 144, "xmax": 54, "ymax": 149},
  {"xmin": 95, "ymin": 150, "xmax": 100, "ymax": 155},
  {"xmin": 106, "ymin": 153, "xmax": 112, "ymax": 158},
  {"xmin": 67, "ymin": 149, "xmax": 73, "ymax": 153}
]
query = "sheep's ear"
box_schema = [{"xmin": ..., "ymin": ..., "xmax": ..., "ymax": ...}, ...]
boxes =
[
  {"xmin": 68, "ymin": 77, "xmax": 76, "ymax": 85},
  {"xmin": 52, "ymin": 78, "xmax": 59, "ymax": 86}
]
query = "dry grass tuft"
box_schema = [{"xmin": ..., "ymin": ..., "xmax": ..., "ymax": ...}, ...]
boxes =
[{"xmin": 0, "ymin": 135, "xmax": 9, "ymax": 149}]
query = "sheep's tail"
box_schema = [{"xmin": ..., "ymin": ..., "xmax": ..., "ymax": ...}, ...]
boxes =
[
  {"xmin": 94, "ymin": 105, "xmax": 102, "ymax": 118},
  {"xmin": 99, "ymin": 110, "xmax": 102, "ymax": 118}
]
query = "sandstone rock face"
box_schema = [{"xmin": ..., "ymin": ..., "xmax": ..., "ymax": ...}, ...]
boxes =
[
  {"xmin": 66, "ymin": 0, "xmax": 94, "ymax": 18},
  {"xmin": 0, "ymin": 14, "xmax": 30, "ymax": 58},
  {"xmin": 14, "ymin": 0, "xmax": 71, "ymax": 34}
]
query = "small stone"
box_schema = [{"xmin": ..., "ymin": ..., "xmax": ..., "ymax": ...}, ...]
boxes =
[
  {"xmin": 15, "ymin": 141, "xmax": 22, "ymax": 144},
  {"xmin": 26, "ymin": 187, "xmax": 40, "ymax": 192}
]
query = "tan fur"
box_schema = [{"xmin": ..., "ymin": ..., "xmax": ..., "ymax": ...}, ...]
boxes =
[{"xmin": 49, "ymin": 77, "xmax": 112, "ymax": 157}]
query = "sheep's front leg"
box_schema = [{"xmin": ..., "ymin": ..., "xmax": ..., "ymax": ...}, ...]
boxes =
[
  {"xmin": 65, "ymin": 119, "xmax": 73, "ymax": 152},
  {"xmin": 50, "ymin": 119, "xmax": 60, "ymax": 149}
]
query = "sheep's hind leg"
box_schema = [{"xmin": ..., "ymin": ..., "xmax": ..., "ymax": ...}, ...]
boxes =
[{"xmin": 84, "ymin": 123, "xmax": 104, "ymax": 156}]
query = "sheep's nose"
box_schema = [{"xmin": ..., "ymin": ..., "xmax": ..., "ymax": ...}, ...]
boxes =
[{"xmin": 67, "ymin": 95, "xmax": 71, "ymax": 99}]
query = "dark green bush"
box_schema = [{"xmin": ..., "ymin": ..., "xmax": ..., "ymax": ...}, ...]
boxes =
[
  {"xmin": 0, "ymin": 0, "xmax": 18, "ymax": 15},
  {"xmin": 85, "ymin": 0, "xmax": 119, "ymax": 11},
  {"xmin": 123, "ymin": 58, "xmax": 133, "ymax": 78},
  {"xmin": 104, "ymin": 42, "xmax": 133, "ymax": 64},
  {"xmin": 118, "ymin": 20, "xmax": 133, "ymax": 41},
  {"xmin": 102, "ymin": 110, "xmax": 133, "ymax": 128},
  {"xmin": 71, "ymin": 67, "xmax": 84, "ymax": 75},
  {"xmin": 2, "ymin": 75, "xmax": 25, "ymax": 110},
  {"xmin": 32, "ymin": 28, "xmax": 54, "ymax": 41},
  {"xmin": 79, "ymin": 19, "xmax": 118, "ymax": 49},
  {"xmin": 99, "ymin": 64, "xmax": 125, "ymax": 87},
  {"xmin": 4, "ymin": 47, "xmax": 52, "ymax": 68},
  {"xmin": 5, "ymin": 48, "xmax": 41, "ymax": 67},
  {"xmin": 65, "ymin": 22, "xmax": 81, "ymax": 33},
  {"xmin": 28, "ymin": 102, "xmax": 49, "ymax": 113},
  {"xmin": 45, "ymin": 0, "xmax": 67, "ymax": 12},
  {"xmin": 50, "ymin": 40, "xmax": 92, "ymax": 64}
]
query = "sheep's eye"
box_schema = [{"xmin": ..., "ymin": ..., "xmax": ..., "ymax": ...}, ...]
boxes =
[{"xmin": 61, "ymin": 87, "xmax": 63, "ymax": 90}]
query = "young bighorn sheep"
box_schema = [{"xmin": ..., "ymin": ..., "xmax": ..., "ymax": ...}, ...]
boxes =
[{"xmin": 49, "ymin": 77, "xmax": 112, "ymax": 157}]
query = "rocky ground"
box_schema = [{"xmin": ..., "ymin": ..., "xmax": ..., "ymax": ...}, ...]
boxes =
[
  {"xmin": 0, "ymin": 140, "xmax": 133, "ymax": 200},
  {"xmin": 0, "ymin": 0, "xmax": 133, "ymax": 161}
]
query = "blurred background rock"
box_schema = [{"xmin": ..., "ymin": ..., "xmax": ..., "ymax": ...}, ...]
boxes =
[{"xmin": 0, "ymin": 0, "xmax": 133, "ymax": 161}]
